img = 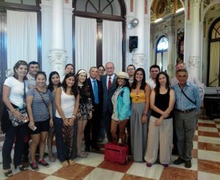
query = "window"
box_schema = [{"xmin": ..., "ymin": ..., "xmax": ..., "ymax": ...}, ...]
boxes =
[
  {"xmin": 1, "ymin": 0, "xmax": 37, "ymax": 5},
  {"xmin": 75, "ymin": 0, "xmax": 121, "ymax": 16},
  {"xmin": 156, "ymin": 36, "xmax": 168, "ymax": 71},
  {"xmin": 208, "ymin": 18, "xmax": 220, "ymax": 86}
]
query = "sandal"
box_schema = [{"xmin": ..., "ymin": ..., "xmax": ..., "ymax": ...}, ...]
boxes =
[
  {"xmin": 3, "ymin": 169, "xmax": 13, "ymax": 177},
  {"xmin": 77, "ymin": 152, "xmax": 87, "ymax": 158},
  {"xmin": 82, "ymin": 151, "xmax": 89, "ymax": 156},
  {"xmin": 61, "ymin": 160, "xmax": 69, "ymax": 167},
  {"xmin": 49, "ymin": 155, "xmax": 56, "ymax": 162},
  {"xmin": 68, "ymin": 159, "xmax": 75, "ymax": 166}
]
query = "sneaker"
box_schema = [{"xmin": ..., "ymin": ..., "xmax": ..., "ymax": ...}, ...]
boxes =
[
  {"xmin": 38, "ymin": 159, "xmax": 50, "ymax": 168},
  {"xmin": 30, "ymin": 161, "xmax": 39, "ymax": 171},
  {"xmin": 61, "ymin": 160, "xmax": 69, "ymax": 167}
]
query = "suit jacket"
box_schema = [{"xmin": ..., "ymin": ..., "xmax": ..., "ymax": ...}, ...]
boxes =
[
  {"xmin": 87, "ymin": 78, "xmax": 103, "ymax": 109},
  {"xmin": 100, "ymin": 74, "xmax": 117, "ymax": 113}
]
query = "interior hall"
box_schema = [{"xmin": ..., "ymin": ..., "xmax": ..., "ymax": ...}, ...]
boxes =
[{"xmin": 0, "ymin": 0, "xmax": 220, "ymax": 179}]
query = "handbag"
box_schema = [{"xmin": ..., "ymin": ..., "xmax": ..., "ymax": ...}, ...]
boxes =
[
  {"xmin": 7, "ymin": 106, "xmax": 29, "ymax": 126},
  {"xmin": 104, "ymin": 142, "xmax": 129, "ymax": 164},
  {"xmin": 7, "ymin": 82, "xmax": 29, "ymax": 126}
]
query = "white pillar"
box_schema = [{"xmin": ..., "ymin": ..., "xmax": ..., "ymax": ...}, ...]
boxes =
[
  {"xmin": 135, "ymin": 0, "xmax": 145, "ymax": 53},
  {"xmin": 49, "ymin": 0, "xmax": 67, "ymax": 77},
  {"xmin": 132, "ymin": 0, "xmax": 146, "ymax": 69},
  {"xmin": 167, "ymin": 30, "xmax": 175, "ymax": 78},
  {"xmin": 188, "ymin": 0, "xmax": 201, "ymax": 80}
]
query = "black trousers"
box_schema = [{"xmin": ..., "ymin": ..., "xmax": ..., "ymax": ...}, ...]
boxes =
[{"xmin": 84, "ymin": 104, "xmax": 101, "ymax": 148}]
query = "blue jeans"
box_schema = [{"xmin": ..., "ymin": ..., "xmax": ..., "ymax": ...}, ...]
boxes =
[
  {"xmin": 2, "ymin": 124, "xmax": 27, "ymax": 169},
  {"xmin": 54, "ymin": 117, "xmax": 75, "ymax": 162}
]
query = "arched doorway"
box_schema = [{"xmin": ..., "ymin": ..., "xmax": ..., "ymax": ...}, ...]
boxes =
[
  {"xmin": 155, "ymin": 36, "xmax": 168, "ymax": 72},
  {"xmin": 150, "ymin": 0, "xmax": 185, "ymax": 76},
  {"xmin": 207, "ymin": 17, "xmax": 220, "ymax": 86}
]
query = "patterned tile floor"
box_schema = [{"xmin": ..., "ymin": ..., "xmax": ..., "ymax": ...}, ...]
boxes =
[{"xmin": 0, "ymin": 118, "xmax": 220, "ymax": 180}]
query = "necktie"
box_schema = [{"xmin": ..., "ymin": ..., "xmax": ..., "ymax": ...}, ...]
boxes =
[
  {"xmin": 93, "ymin": 80, "xmax": 99, "ymax": 104},
  {"xmin": 108, "ymin": 76, "xmax": 112, "ymax": 90}
]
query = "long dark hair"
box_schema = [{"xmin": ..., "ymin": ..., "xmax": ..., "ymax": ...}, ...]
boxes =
[
  {"xmin": 131, "ymin": 68, "xmax": 146, "ymax": 90},
  {"xmin": 61, "ymin": 73, "xmax": 78, "ymax": 97},
  {"xmin": 76, "ymin": 69, "xmax": 90, "ymax": 96},
  {"xmin": 154, "ymin": 72, "xmax": 170, "ymax": 94},
  {"xmin": 48, "ymin": 71, "xmax": 61, "ymax": 92},
  {"xmin": 13, "ymin": 60, "xmax": 28, "ymax": 80},
  {"xmin": 116, "ymin": 78, "xmax": 130, "ymax": 89}
]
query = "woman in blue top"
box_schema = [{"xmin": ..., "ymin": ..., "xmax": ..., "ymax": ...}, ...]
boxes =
[{"xmin": 111, "ymin": 72, "xmax": 131, "ymax": 145}]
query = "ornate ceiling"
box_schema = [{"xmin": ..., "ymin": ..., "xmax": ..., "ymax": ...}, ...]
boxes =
[{"xmin": 151, "ymin": 0, "xmax": 183, "ymax": 22}]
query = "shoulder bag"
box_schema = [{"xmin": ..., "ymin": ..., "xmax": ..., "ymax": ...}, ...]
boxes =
[{"xmin": 7, "ymin": 82, "xmax": 29, "ymax": 126}]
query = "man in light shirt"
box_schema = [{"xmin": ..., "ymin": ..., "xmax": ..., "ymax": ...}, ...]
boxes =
[
  {"xmin": 26, "ymin": 61, "xmax": 39, "ymax": 89},
  {"xmin": 60, "ymin": 64, "xmax": 74, "ymax": 82},
  {"xmin": 170, "ymin": 62, "xmax": 205, "ymax": 101},
  {"xmin": 126, "ymin": 64, "xmax": 135, "ymax": 86},
  {"xmin": 173, "ymin": 69, "xmax": 201, "ymax": 168},
  {"xmin": 146, "ymin": 65, "xmax": 160, "ymax": 90}
]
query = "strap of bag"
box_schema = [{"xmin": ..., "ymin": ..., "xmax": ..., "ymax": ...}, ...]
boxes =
[
  {"xmin": 36, "ymin": 88, "xmax": 49, "ymax": 110},
  {"xmin": 23, "ymin": 82, "xmax": 26, "ymax": 107},
  {"xmin": 178, "ymin": 83, "xmax": 196, "ymax": 105}
]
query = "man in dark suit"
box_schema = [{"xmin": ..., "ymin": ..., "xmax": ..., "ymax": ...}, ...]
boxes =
[
  {"xmin": 84, "ymin": 66, "xmax": 103, "ymax": 151},
  {"xmin": 100, "ymin": 62, "xmax": 117, "ymax": 142}
]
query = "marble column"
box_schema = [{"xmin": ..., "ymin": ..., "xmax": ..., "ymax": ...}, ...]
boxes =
[
  {"xmin": 188, "ymin": 0, "xmax": 201, "ymax": 80},
  {"xmin": 167, "ymin": 29, "xmax": 175, "ymax": 78},
  {"xmin": 49, "ymin": 0, "xmax": 67, "ymax": 77},
  {"xmin": 132, "ymin": 0, "xmax": 146, "ymax": 69}
]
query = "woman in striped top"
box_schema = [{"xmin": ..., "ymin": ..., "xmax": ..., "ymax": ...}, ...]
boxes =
[{"xmin": 26, "ymin": 71, "xmax": 53, "ymax": 171}]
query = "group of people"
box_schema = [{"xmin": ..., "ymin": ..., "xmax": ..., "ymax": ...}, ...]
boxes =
[{"xmin": 1, "ymin": 60, "xmax": 203, "ymax": 177}]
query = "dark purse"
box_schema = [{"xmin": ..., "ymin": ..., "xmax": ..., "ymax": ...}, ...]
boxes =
[{"xmin": 7, "ymin": 82, "xmax": 29, "ymax": 127}]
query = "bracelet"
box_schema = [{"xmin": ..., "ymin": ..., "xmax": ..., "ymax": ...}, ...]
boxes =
[{"xmin": 72, "ymin": 115, "xmax": 76, "ymax": 118}]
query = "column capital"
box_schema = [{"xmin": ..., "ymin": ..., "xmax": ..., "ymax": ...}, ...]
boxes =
[
  {"xmin": 40, "ymin": 3, "xmax": 51, "ymax": 12},
  {"xmin": 191, "ymin": 0, "xmax": 200, "ymax": 6},
  {"xmin": 188, "ymin": 56, "xmax": 201, "ymax": 69},
  {"xmin": 49, "ymin": 49, "xmax": 67, "ymax": 76},
  {"xmin": 132, "ymin": 53, "xmax": 146, "ymax": 69},
  {"xmin": 167, "ymin": 63, "xmax": 174, "ymax": 78},
  {"xmin": 64, "ymin": 6, "xmax": 74, "ymax": 15}
]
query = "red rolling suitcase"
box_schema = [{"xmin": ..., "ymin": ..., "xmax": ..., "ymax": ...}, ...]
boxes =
[{"xmin": 104, "ymin": 142, "xmax": 128, "ymax": 164}]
